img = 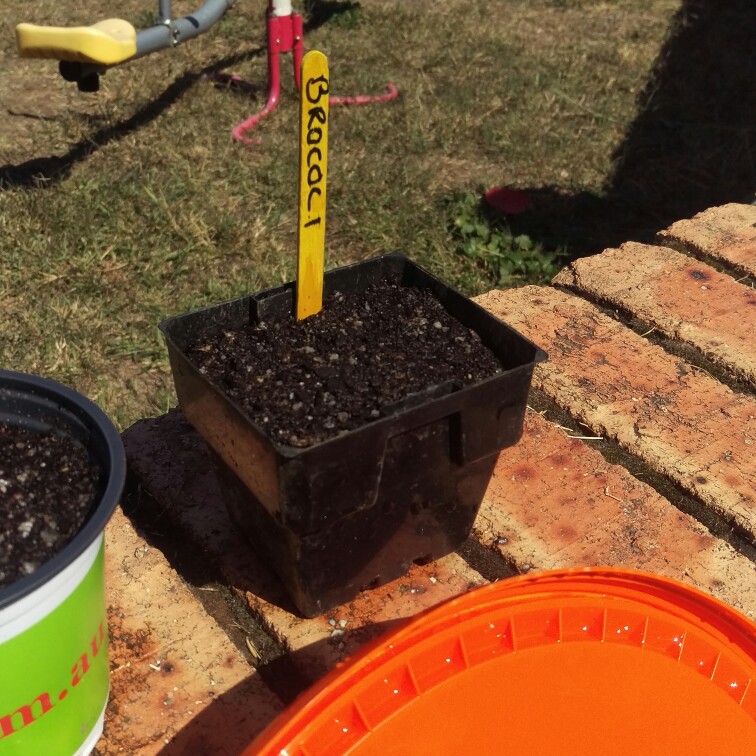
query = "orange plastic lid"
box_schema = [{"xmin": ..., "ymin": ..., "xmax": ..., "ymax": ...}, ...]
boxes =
[{"xmin": 248, "ymin": 569, "xmax": 756, "ymax": 755}]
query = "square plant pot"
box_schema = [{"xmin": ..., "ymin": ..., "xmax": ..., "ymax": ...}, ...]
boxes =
[{"xmin": 160, "ymin": 254, "xmax": 545, "ymax": 616}]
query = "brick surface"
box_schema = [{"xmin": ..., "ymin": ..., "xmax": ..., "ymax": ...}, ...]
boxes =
[
  {"xmin": 122, "ymin": 411, "xmax": 486, "ymax": 682},
  {"xmin": 111, "ymin": 213, "xmax": 756, "ymax": 749},
  {"xmin": 475, "ymin": 411, "xmax": 756, "ymax": 619},
  {"xmin": 97, "ymin": 509, "xmax": 282, "ymax": 755},
  {"xmin": 475, "ymin": 286, "xmax": 756, "ymax": 540},
  {"xmin": 553, "ymin": 242, "xmax": 756, "ymax": 386},
  {"xmin": 241, "ymin": 552, "xmax": 484, "ymax": 682},
  {"xmin": 658, "ymin": 203, "xmax": 756, "ymax": 277}
]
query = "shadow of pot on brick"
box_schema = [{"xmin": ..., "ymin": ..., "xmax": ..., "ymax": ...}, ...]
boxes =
[
  {"xmin": 160, "ymin": 254, "xmax": 545, "ymax": 617},
  {"xmin": 0, "ymin": 371, "xmax": 125, "ymax": 756}
]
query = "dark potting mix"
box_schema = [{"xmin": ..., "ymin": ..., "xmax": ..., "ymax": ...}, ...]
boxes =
[
  {"xmin": 186, "ymin": 280, "xmax": 504, "ymax": 447},
  {"xmin": 0, "ymin": 425, "xmax": 99, "ymax": 588}
]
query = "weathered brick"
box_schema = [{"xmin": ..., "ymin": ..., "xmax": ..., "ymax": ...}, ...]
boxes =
[
  {"xmin": 122, "ymin": 411, "xmax": 485, "ymax": 683},
  {"xmin": 658, "ymin": 203, "xmax": 756, "ymax": 277},
  {"xmin": 475, "ymin": 411, "xmax": 756, "ymax": 619},
  {"xmin": 475, "ymin": 286, "xmax": 756, "ymax": 540},
  {"xmin": 553, "ymin": 242, "xmax": 756, "ymax": 386},
  {"xmin": 99, "ymin": 509, "xmax": 281, "ymax": 755},
  {"xmin": 242, "ymin": 552, "xmax": 484, "ymax": 682}
]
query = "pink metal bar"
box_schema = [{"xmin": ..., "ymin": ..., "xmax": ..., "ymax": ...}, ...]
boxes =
[
  {"xmin": 232, "ymin": 10, "xmax": 301, "ymax": 144},
  {"xmin": 292, "ymin": 14, "xmax": 303, "ymax": 90},
  {"xmin": 229, "ymin": 2, "xmax": 397, "ymax": 144},
  {"xmin": 329, "ymin": 83, "xmax": 399, "ymax": 107}
]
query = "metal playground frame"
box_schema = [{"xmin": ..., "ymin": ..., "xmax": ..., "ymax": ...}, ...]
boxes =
[{"xmin": 16, "ymin": 1, "xmax": 397, "ymax": 143}]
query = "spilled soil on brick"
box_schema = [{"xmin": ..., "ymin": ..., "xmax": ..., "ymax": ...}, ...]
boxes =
[
  {"xmin": 186, "ymin": 281, "xmax": 503, "ymax": 447},
  {"xmin": 0, "ymin": 425, "xmax": 99, "ymax": 587}
]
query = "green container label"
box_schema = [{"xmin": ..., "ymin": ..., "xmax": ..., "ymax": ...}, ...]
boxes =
[{"xmin": 0, "ymin": 545, "xmax": 108, "ymax": 755}]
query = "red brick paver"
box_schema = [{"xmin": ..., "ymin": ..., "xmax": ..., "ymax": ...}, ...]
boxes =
[
  {"xmin": 98, "ymin": 510, "xmax": 282, "ymax": 755},
  {"xmin": 658, "ymin": 202, "xmax": 756, "ymax": 277},
  {"xmin": 553, "ymin": 242, "xmax": 756, "ymax": 386},
  {"xmin": 108, "ymin": 202, "xmax": 756, "ymax": 751},
  {"xmin": 476, "ymin": 286, "xmax": 756, "ymax": 540},
  {"xmin": 122, "ymin": 411, "xmax": 485, "ymax": 683},
  {"xmin": 475, "ymin": 411, "xmax": 756, "ymax": 618},
  {"xmin": 242, "ymin": 552, "xmax": 484, "ymax": 682}
]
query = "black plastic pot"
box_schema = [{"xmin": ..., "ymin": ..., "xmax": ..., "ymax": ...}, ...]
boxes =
[
  {"xmin": 0, "ymin": 370, "xmax": 126, "ymax": 609},
  {"xmin": 160, "ymin": 254, "xmax": 546, "ymax": 616}
]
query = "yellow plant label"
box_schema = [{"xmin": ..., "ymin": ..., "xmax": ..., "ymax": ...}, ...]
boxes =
[{"xmin": 296, "ymin": 50, "xmax": 329, "ymax": 320}]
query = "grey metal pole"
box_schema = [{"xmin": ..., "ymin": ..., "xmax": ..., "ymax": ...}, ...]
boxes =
[
  {"xmin": 158, "ymin": 1, "xmax": 173, "ymax": 25},
  {"xmin": 134, "ymin": 0, "xmax": 235, "ymax": 60}
]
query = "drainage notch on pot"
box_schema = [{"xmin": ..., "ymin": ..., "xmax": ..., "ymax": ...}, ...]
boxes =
[
  {"xmin": 0, "ymin": 371, "xmax": 125, "ymax": 756},
  {"xmin": 160, "ymin": 254, "xmax": 546, "ymax": 617}
]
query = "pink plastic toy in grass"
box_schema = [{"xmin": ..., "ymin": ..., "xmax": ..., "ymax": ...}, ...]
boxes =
[{"xmin": 484, "ymin": 186, "xmax": 533, "ymax": 215}]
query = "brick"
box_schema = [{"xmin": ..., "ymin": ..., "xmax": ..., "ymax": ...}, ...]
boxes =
[
  {"xmin": 242, "ymin": 552, "xmax": 484, "ymax": 682},
  {"xmin": 123, "ymin": 411, "xmax": 485, "ymax": 683},
  {"xmin": 553, "ymin": 242, "xmax": 756, "ymax": 386},
  {"xmin": 474, "ymin": 411, "xmax": 756, "ymax": 619},
  {"xmin": 658, "ymin": 203, "xmax": 756, "ymax": 277},
  {"xmin": 98, "ymin": 509, "xmax": 282, "ymax": 755},
  {"xmin": 475, "ymin": 286, "xmax": 756, "ymax": 540}
]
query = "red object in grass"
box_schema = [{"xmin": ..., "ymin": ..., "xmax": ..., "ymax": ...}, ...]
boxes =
[
  {"xmin": 484, "ymin": 186, "xmax": 532, "ymax": 215},
  {"xmin": 228, "ymin": 3, "xmax": 399, "ymax": 144},
  {"xmin": 230, "ymin": 11, "xmax": 304, "ymax": 144}
]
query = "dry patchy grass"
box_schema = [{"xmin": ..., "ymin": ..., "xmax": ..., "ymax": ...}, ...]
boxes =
[{"xmin": 2, "ymin": 0, "xmax": 752, "ymax": 428}]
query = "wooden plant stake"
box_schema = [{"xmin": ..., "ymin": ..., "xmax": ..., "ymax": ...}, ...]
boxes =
[{"xmin": 296, "ymin": 50, "xmax": 329, "ymax": 320}]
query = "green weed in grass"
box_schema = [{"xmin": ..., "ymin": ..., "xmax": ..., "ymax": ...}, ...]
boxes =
[{"xmin": 449, "ymin": 191, "xmax": 564, "ymax": 288}]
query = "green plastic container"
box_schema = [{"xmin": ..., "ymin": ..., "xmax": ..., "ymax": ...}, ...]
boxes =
[{"xmin": 0, "ymin": 371, "xmax": 125, "ymax": 755}]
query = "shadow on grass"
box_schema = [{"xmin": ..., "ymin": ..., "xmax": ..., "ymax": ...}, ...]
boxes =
[
  {"xmin": 0, "ymin": 48, "xmax": 264, "ymax": 190},
  {"xmin": 0, "ymin": 1, "xmax": 364, "ymax": 191},
  {"xmin": 505, "ymin": 0, "xmax": 756, "ymax": 260},
  {"xmin": 303, "ymin": 0, "xmax": 363, "ymax": 31}
]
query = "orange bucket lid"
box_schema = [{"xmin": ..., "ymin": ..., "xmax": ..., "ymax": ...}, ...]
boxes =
[{"xmin": 248, "ymin": 569, "xmax": 756, "ymax": 755}]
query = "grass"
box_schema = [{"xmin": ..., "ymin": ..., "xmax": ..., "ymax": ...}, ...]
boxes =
[
  {"xmin": 449, "ymin": 191, "xmax": 565, "ymax": 288},
  {"xmin": 1, "ymin": 0, "xmax": 752, "ymax": 429}
]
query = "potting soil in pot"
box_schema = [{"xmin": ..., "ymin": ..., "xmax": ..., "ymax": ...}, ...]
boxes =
[
  {"xmin": 186, "ymin": 280, "xmax": 504, "ymax": 447},
  {"xmin": 0, "ymin": 424, "xmax": 98, "ymax": 587}
]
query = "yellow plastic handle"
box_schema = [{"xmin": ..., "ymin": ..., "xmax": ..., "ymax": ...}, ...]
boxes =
[
  {"xmin": 296, "ymin": 50, "xmax": 329, "ymax": 320},
  {"xmin": 16, "ymin": 19, "xmax": 136, "ymax": 65}
]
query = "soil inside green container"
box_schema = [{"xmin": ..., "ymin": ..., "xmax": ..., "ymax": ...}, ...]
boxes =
[
  {"xmin": 186, "ymin": 281, "xmax": 503, "ymax": 447},
  {"xmin": 0, "ymin": 425, "xmax": 99, "ymax": 587}
]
